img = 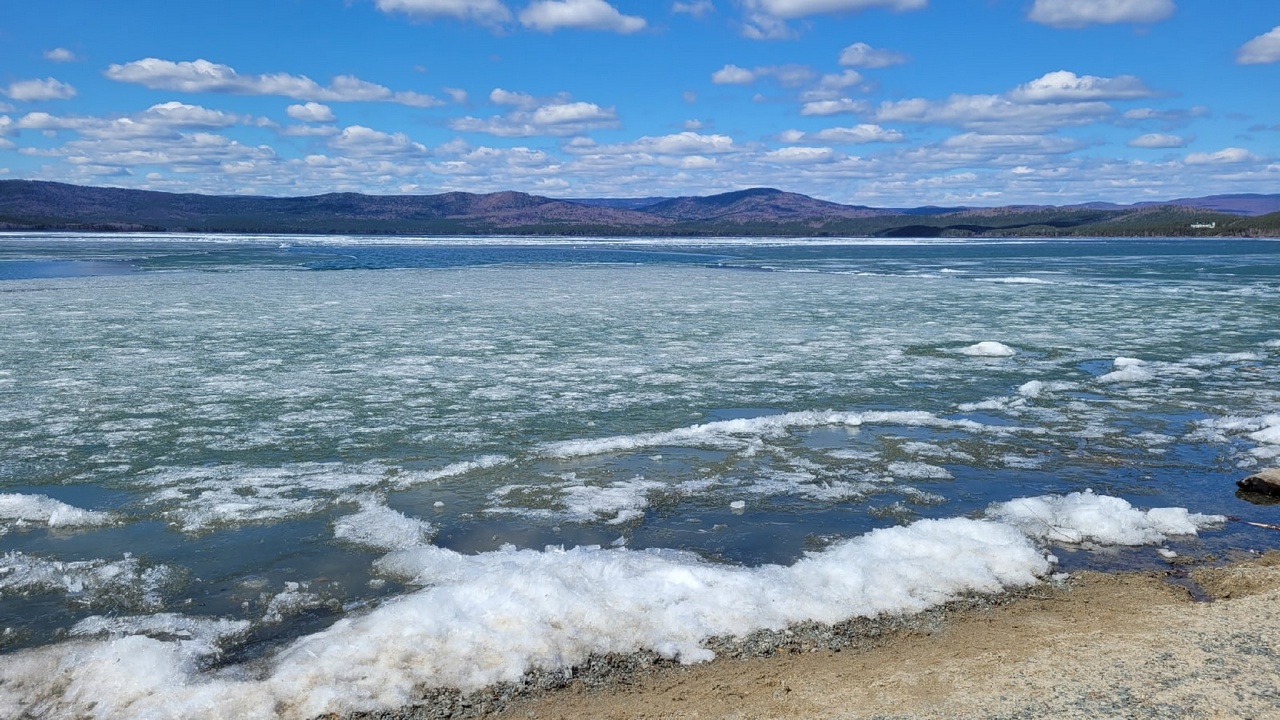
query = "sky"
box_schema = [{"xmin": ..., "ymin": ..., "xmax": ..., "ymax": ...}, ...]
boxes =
[{"xmin": 1, "ymin": 0, "xmax": 1278, "ymax": 206}]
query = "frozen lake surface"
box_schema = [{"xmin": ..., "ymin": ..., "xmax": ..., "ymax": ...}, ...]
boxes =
[{"xmin": 1, "ymin": 233, "xmax": 1279, "ymax": 716}]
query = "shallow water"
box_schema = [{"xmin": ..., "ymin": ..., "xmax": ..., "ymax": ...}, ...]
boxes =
[{"xmin": 1, "ymin": 233, "xmax": 1279, "ymax": 708}]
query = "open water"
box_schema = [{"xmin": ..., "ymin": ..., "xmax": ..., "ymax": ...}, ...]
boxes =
[{"xmin": 1, "ymin": 233, "xmax": 1279, "ymax": 716}]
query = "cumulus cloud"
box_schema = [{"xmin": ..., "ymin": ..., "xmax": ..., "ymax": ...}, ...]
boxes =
[
  {"xmin": 1185, "ymin": 147, "xmax": 1258, "ymax": 165},
  {"xmin": 566, "ymin": 131, "xmax": 736, "ymax": 156},
  {"xmin": 711, "ymin": 64, "xmax": 815, "ymax": 87},
  {"xmin": 763, "ymin": 146, "xmax": 837, "ymax": 164},
  {"xmin": 43, "ymin": 48, "xmax": 76, "ymax": 63},
  {"xmin": 800, "ymin": 98, "xmax": 868, "ymax": 116},
  {"xmin": 519, "ymin": 0, "xmax": 647, "ymax": 33},
  {"xmin": 452, "ymin": 91, "xmax": 619, "ymax": 136},
  {"xmin": 286, "ymin": 102, "xmax": 336, "ymax": 123},
  {"xmin": 838, "ymin": 42, "xmax": 908, "ymax": 68},
  {"xmin": 105, "ymin": 58, "xmax": 444, "ymax": 107},
  {"xmin": 371, "ymin": 0, "xmax": 513, "ymax": 25},
  {"xmin": 779, "ymin": 124, "xmax": 904, "ymax": 144},
  {"xmin": 939, "ymin": 132, "xmax": 1083, "ymax": 155},
  {"xmin": 1028, "ymin": 0, "xmax": 1174, "ymax": 28},
  {"xmin": 4, "ymin": 78, "xmax": 77, "ymax": 102},
  {"xmin": 490, "ymin": 88, "xmax": 539, "ymax": 107},
  {"xmin": 672, "ymin": 0, "xmax": 715, "ymax": 17},
  {"xmin": 1009, "ymin": 71, "xmax": 1155, "ymax": 102},
  {"xmin": 875, "ymin": 94, "xmax": 1112, "ymax": 133},
  {"xmin": 328, "ymin": 125, "xmax": 429, "ymax": 157},
  {"xmin": 1127, "ymin": 133, "xmax": 1186, "ymax": 149},
  {"xmin": 711, "ymin": 64, "xmax": 756, "ymax": 84},
  {"xmin": 1237, "ymin": 26, "xmax": 1280, "ymax": 65},
  {"xmin": 740, "ymin": 0, "xmax": 925, "ymax": 38},
  {"xmin": 15, "ymin": 102, "xmax": 247, "ymax": 139},
  {"xmin": 748, "ymin": 0, "xmax": 925, "ymax": 20}
]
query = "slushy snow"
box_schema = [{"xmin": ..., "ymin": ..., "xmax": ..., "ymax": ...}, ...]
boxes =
[
  {"xmin": 987, "ymin": 490, "xmax": 1224, "ymax": 545},
  {"xmin": 960, "ymin": 341, "xmax": 1016, "ymax": 357},
  {"xmin": 0, "ymin": 493, "xmax": 115, "ymax": 529},
  {"xmin": 0, "ymin": 493, "xmax": 1228, "ymax": 719}
]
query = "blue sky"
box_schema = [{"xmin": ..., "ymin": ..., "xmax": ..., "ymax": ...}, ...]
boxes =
[{"xmin": 1, "ymin": 0, "xmax": 1277, "ymax": 205}]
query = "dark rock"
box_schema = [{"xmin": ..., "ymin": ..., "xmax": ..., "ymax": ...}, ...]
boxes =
[{"xmin": 1237, "ymin": 468, "xmax": 1280, "ymax": 496}]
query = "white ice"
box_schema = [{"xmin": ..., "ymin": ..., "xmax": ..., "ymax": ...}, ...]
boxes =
[
  {"xmin": 986, "ymin": 490, "xmax": 1224, "ymax": 546},
  {"xmin": 0, "ymin": 493, "xmax": 115, "ymax": 528},
  {"xmin": 0, "ymin": 491, "xmax": 1224, "ymax": 719},
  {"xmin": 959, "ymin": 341, "xmax": 1016, "ymax": 357}
]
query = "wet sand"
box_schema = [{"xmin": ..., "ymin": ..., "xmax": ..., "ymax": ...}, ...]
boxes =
[{"xmin": 475, "ymin": 552, "xmax": 1280, "ymax": 720}]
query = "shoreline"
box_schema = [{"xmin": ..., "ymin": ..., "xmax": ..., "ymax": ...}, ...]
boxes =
[{"xmin": 350, "ymin": 551, "xmax": 1280, "ymax": 720}]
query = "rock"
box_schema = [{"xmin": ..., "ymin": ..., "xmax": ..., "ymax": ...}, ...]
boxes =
[{"xmin": 1237, "ymin": 468, "xmax": 1280, "ymax": 496}]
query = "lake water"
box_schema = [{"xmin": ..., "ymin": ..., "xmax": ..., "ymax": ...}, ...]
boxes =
[{"xmin": 2, "ymin": 233, "xmax": 1279, "ymax": 716}]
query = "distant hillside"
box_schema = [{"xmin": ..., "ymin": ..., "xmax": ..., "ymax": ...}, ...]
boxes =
[
  {"xmin": 1, "ymin": 180, "xmax": 1276, "ymax": 238},
  {"xmin": 1144, "ymin": 194, "xmax": 1280, "ymax": 217},
  {"xmin": 642, "ymin": 188, "xmax": 892, "ymax": 222}
]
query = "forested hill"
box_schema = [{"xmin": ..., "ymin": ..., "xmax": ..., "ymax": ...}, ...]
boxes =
[{"xmin": 1, "ymin": 180, "xmax": 1277, "ymax": 238}]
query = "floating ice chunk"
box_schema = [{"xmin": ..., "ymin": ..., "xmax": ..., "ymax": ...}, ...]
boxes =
[
  {"xmin": 987, "ymin": 490, "xmax": 1224, "ymax": 546},
  {"xmin": 334, "ymin": 496, "xmax": 436, "ymax": 551},
  {"xmin": 886, "ymin": 462, "xmax": 953, "ymax": 480},
  {"xmin": 729, "ymin": 500, "xmax": 746, "ymax": 510},
  {"xmin": 396, "ymin": 455, "xmax": 511, "ymax": 487},
  {"xmin": 561, "ymin": 479, "xmax": 664, "ymax": 525},
  {"xmin": 1249, "ymin": 417, "xmax": 1280, "ymax": 445},
  {"xmin": 960, "ymin": 341, "xmax": 1016, "ymax": 357},
  {"xmin": 1098, "ymin": 357, "xmax": 1153, "ymax": 384},
  {"xmin": 1017, "ymin": 381, "xmax": 1044, "ymax": 399},
  {"xmin": 0, "ymin": 551, "xmax": 175, "ymax": 609},
  {"xmin": 0, "ymin": 493, "xmax": 115, "ymax": 528},
  {"xmin": 72, "ymin": 613, "xmax": 251, "ymax": 662},
  {"xmin": 263, "ymin": 582, "xmax": 326, "ymax": 624},
  {"xmin": 539, "ymin": 410, "xmax": 866, "ymax": 458}
]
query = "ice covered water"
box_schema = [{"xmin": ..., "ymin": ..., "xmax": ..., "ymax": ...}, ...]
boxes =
[{"xmin": 1, "ymin": 234, "xmax": 1279, "ymax": 716}]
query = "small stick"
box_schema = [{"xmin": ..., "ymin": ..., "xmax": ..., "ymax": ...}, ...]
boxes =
[{"xmin": 1228, "ymin": 516, "xmax": 1280, "ymax": 532}]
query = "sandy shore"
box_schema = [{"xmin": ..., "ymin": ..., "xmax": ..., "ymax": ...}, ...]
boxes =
[{"xmin": 458, "ymin": 552, "xmax": 1280, "ymax": 720}]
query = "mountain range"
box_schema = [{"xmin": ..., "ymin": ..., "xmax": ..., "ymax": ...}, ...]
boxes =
[{"xmin": 1, "ymin": 180, "xmax": 1278, "ymax": 238}]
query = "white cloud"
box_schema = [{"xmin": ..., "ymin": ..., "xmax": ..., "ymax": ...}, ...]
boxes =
[
  {"xmin": 1009, "ymin": 71, "xmax": 1155, "ymax": 103},
  {"xmin": 1127, "ymin": 133, "xmax": 1185, "ymax": 149},
  {"xmin": 490, "ymin": 88, "xmax": 539, "ymax": 107},
  {"xmin": 372, "ymin": 0, "xmax": 513, "ymax": 25},
  {"xmin": 1121, "ymin": 106, "xmax": 1207, "ymax": 124},
  {"xmin": 712, "ymin": 64, "xmax": 756, "ymax": 84},
  {"xmin": 800, "ymin": 98, "xmax": 868, "ymax": 116},
  {"xmin": 1185, "ymin": 147, "xmax": 1258, "ymax": 165},
  {"xmin": 672, "ymin": 1, "xmax": 715, "ymax": 17},
  {"xmin": 711, "ymin": 64, "xmax": 815, "ymax": 87},
  {"xmin": 444, "ymin": 87, "xmax": 468, "ymax": 103},
  {"xmin": 43, "ymin": 48, "xmax": 76, "ymax": 63},
  {"xmin": 939, "ymin": 132, "xmax": 1083, "ymax": 155},
  {"xmin": 739, "ymin": 0, "xmax": 924, "ymax": 38},
  {"xmin": 1027, "ymin": 0, "xmax": 1174, "ymax": 28},
  {"xmin": 838, "ymin": 42, "xmax": 907, "ymax": 68},
  {"xmin": 519, "ymin": 0, "xmax": 647, "ymax": 33},
  {"xmin": 452, "ymin": 93, "xmax": 618, "ymax": 136},
  {"xmin": 287, "ymin": 102, "xmax": 336, "ymax": 123},
  {"xmin": 4, "ymin": 78, "xmax": 77, "ymax": 102},
  {"xmin": 1237, "ymin": 26, "xmax": 1280, "ymax": 65},
  {"xmin": 780, "ymin": 124, "xmax": 904, "ymax": 144},
  {"xmin": 328, "ymin": 125, "xmax": 429, "ymax": 157},
  {"xmin": 105, "ymin": 58, "xmax": 444, "ymax": 107},
  {"xmin": 763, "ymin": 146, "xmax": 837, "ymax": 164},
  {"xmin": 875, "ymin": 94, "xmax": 1112, "ymax": 133},
  {"xmin": 15, "ymin": 103, "xmax": 248, "ymax": 140},
  {"xmin": 748, "ymin": 0, "xmax": 925, "ymax": 20},
  {"xmin": 566, "ymin": 131, "xmax": 736, "ymax": 156},
  {"xmin": 818, "ymin": 70, "xmax": 864, "ymax": 89},
  {"xmin": 282, "ymin": 124, "xmax": 341, "ymax": 137}
]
